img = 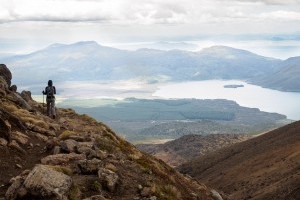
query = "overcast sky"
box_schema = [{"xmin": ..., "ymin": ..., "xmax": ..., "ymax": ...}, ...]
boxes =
[{"xmin": 0, "ymin": 0, "xmax": 300, "ymax": 58}]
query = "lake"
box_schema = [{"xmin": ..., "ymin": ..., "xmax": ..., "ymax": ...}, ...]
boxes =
[
  {"xmin": 152, "ymin": 80, "xmax": 300, "ymax": 120},
  {"xmin": 33, "ymin": 79, "xmax": 300, "ymax": 120}
]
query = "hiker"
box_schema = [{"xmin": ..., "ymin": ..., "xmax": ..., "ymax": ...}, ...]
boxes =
[{"xmin": 42, "ymin": 80, "xmax": 56, "ymax": 119}]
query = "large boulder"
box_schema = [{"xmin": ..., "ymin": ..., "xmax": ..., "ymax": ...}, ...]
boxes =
[
  {"xmin": 98, "ymin": 168, "xmax": 119, "ymax": 192},
  {"xmin": 23, "ymin": 165, "xmax": 72, "ymax": 199},
  {"xmin": 0, "ymin": 64, "xmax": 12, "ymax": 87},
  {"xmin": 6, "ymin": 165, "xmax": 72, "ymax": 200},
  {"xmin": 20, "ymin": 90, "xmax": 33, "ymax": 102}
]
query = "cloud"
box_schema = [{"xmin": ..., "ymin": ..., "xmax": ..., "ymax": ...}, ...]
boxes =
[
  {"xmin": 0, "ymin": 0, "xmax": 299, "ymax": 25},
  {"xmin": 233, "ymin": 0, "xmax": 300, "ymax": 5}
]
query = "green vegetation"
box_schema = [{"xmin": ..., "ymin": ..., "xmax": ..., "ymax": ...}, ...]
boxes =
[
  {"xmin": 49, "ymin": 165, "xmax": 73, "ymax": 176},
  {"xmin": 68, "ymin": 184, "xmax": 81, "ymax": 200},
  {"xmin": 59, "ymin": 98, "xmax": 288, "ymax": 143},
  {"xmin": 90, "ymin": 181, "xmax": 102, "ymax": 192}
]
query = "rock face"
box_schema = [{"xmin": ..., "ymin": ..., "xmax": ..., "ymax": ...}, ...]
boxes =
[{"xmin": 0, "ymin": 64, "xmax": 12, "ymax": 87}]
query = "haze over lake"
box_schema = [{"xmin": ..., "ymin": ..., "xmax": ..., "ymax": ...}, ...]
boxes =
[
  {"xmin": 153, "ymin": 80, "xmax": 300, "ymax": 120},
  {"xmin": 31, "ymin": 79, "xmax": 300, "ymax": 121}
]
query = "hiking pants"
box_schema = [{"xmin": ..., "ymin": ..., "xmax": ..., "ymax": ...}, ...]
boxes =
[{"xmin": 46, "ymin": 97, "xmax": 56, "ymax": 117}]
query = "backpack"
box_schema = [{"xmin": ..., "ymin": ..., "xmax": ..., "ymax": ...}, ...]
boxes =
[{"xmin": 46, "ymin": 86, "xmax": 55, "ymax": 98}]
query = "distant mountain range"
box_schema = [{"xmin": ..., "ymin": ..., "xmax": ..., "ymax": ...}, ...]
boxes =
[
  {"xmin": 252, "ymin": 56, "xmax": 300, "ymax": 92},
  {"xmin": 3, "ymin": 41, "xmax": 299, "ymax": 92}
]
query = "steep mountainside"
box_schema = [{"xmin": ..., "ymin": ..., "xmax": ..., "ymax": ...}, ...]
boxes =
[
  {"xmin": 3, "ymin": 41, "xmax": 281, "ymax": 89},
  {"xmin": 252, "ymin": 56, "xmax": 300, "ymax": 92},
  {"xmin": 178, "ymin": 121, "xmax": 300, "ymax": 200},
  {"xmin": 136, "ymin": 134, "xmax": 251, "ymax": 167},
  {"xmin": 0, "ymin": 64, "xmax": 221, "ymax": 200}
]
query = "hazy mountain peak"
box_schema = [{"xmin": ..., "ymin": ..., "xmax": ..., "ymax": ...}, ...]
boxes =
[
  {"xmin": 201, "ymin": 45, "xmax": 249, "ymax": 54},
  {"xmin": 72, "ymin": 40, "xmax": 100, "ymax": 47}
]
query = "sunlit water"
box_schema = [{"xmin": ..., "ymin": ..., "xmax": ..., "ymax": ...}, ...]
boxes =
[
  {"xmin": 32, "ymin": 80, "xmax": 300, "ymax": 120},
  {"xmin": 153, "ymin": 80, "xmax": 300, "ymax": 120}
]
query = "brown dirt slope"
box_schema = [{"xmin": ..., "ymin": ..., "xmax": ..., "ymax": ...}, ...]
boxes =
[
  {"xmin": 137, "ymin": 134, "xmax": 251, "ymax": 167},
  {"xmin": 178, "ymin": 121, "xmax": 300, "ymax": 200},
  {"xmin": 0, "ymin": 64, "xmax": 223, "ymax": 200}
]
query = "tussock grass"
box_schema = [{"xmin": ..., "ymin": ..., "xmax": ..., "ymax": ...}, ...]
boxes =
[
  {"xmin": 79, "ymin": 114, "xmax": 98, "ymax": 124},
  {"xmin": 58, "ymin": 130, "xmax": 77, "ymax": 140},
  {"xmin": 49, "ymin": 165, "xmax": 73, "ymax": 176},
  {"xmin": 95, "ymin": 136, "xmax": 117, "ymax": 154},
  {"xmin": 90, "ymin": 181, "xmax": 102, "ymax": 192},
  {"xmin": 155, "ymin": 184, "xmax": 182, "ymax": 200},
  {"xmin": 3, "ymin": 102, "xmax": 49, "ymax": 129},
  {"xmin": 68, "ymin": 184, "xmax": 81, "ymax": 200}
]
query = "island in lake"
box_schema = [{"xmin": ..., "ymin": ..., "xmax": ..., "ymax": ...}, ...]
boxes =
[{"xmin": 224, "ymin": 84, "xmax": 244, "ymax": 88}]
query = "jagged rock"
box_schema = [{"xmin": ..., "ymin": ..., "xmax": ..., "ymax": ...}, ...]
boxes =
[
  {"xmin": 53, "ymin": 146, "xmax": 61, "ymax": 154},
  {"xmin": 95, "ymin": 150, "xmax": 108, "ymax": 160},
  {"xmin": 0, "ymin": 118, "xmax": 11, "ymax": 141},
  {"xmin": 82, "ymin": 195, "xmax": 108, "ymax": 200},
  {"xmin": 9, "ymin": 140, "xmax": 26, "ymax": 153},
  {"xmin": 46, "ymin": 137, "xmax": 60, "ymax": 150},
  {"xmin": 98, "ymin": 168, "xmax": 119, "ymax": 192},
  {"xmin": 41, "ymin": 153, "xmax": 86, "ymax": 165},
  {"xmin": 77, "ymin": 146, "xmax": 93, "ymax": 155},
  {"xmin": 16, "ymin": 164, "xmax": 22, "ymax": 169},
  {"xmin": 0, "ymin": 64, "xmax": 12, "ymax": 87},
  {"xmin": 11, "ymin": 131, "xmax": 29, "ymax": 145},
  {"xmin": 76, "ymin": 141, "xmax": 94, "ymax": 155},
  {"xmin": 211, "ymin": 189, "xmax": 223, "ymax": 200},
  {"xmin": 34, "ymin": 133, "xmax": 49, "ymax": 142},
  {"xmin": 23, "ymin": 165, "xmax": 72, "ymax": 199},
  {"xmin": 105, "ymin": 163, "xmax": 117, "ymax": 172},
  {"xmin": 9, "ymin": 92, "xmax": 32, "ymax": 111},
  {"xmin": 10, "ymin": 85, "xmax": 17, "ymax": 92},
  {"xmin": 27, "ymin": 123, "xmax": 56, "ymax": 136},
  {"xmin": 0, "ymin": 76, "xmax": 8, "ymax": 91},
  {"xmin": 20, "ymin": 90, "xmax": 33, "ymax": 102},
  {"xmin": 0, "ymin": 138, "xmax": 8, "ymax": 146},
  {"xmin": 0, "ymin": 108, "xmax": 26, "ymax": 131},
  {"xmin": 5, "ymin": 176, "xmax": 24, "ymax": 200},
  {"xmin": 60, "ymin": 139, "xmax": 78, "ymax": 153},
  {"xmin": 77, "ymin": 158, "xmax": 102, "ymax": 174}
]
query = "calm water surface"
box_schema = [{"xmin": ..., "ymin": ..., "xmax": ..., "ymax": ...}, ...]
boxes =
[{"xmin": 153, "ymin": 80, "xmax": 300, "ymax": 120}]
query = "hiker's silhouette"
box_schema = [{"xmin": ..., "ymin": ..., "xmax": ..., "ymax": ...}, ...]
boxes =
[{"xmin": 42, "ymin": 80, "xmax": 56, "ymax": 119}]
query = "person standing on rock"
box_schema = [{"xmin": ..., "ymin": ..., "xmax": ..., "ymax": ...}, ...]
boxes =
[{"xmin": 42, "ymin": 80, "xmax": 56, "ymax": 119}]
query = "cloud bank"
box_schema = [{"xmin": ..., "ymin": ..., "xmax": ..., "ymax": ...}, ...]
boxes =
[{"xmin": 0, "ymin": 0, "xmax": 299, "ymax": 24}]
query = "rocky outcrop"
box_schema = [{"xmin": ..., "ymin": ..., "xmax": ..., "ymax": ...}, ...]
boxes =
[
  {"xmin": 0, "ymin": 64, "xmax": 12, "ymax": 87},
  {"xmin": 6, "ymin": 165, "xmax": 72, "ymax": 200}
]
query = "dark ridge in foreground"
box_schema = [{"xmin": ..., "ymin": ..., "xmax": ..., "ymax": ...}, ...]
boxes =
[{"xmin": 178, "ymin": 121, "xmax": 300, "ymax": 200}]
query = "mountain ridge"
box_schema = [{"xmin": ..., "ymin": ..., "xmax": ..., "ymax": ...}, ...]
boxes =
[
  {"xmin": 178, "ymin": 121, "xmax": 300, "ymax": 200},
  {"xmin": 3, "ymin": 41, "xmax": 287, "ymax": 90},
  {"xmin": 0, "ymin": 64, "xmax": 221, "ymax": 200}
]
